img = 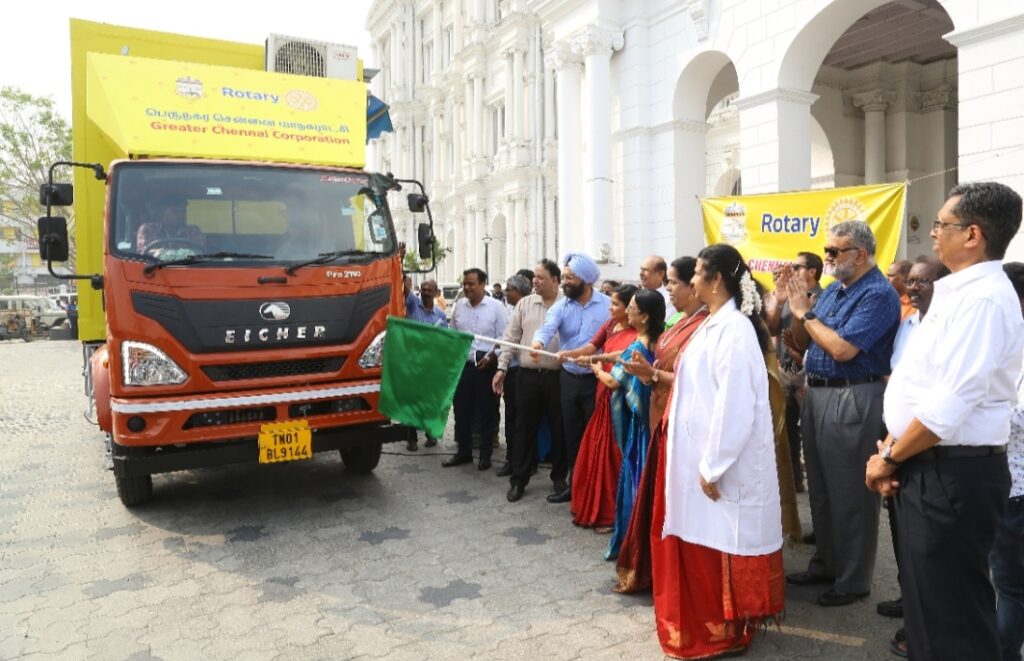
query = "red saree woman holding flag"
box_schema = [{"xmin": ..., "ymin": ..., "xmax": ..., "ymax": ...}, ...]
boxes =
[{"xmin": 653, "ymin": 244, "xmax": 784, "ymax": 659}]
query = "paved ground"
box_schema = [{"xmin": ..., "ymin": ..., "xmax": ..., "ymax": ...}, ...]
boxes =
[{"xmin": 1, "ymin": 340, "xmax": 905, "ymax": 660}]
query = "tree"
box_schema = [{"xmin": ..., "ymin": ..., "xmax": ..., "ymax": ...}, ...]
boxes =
[
  {"xmin": 0, "ymin": 87, "xmax": 74, "ymax": 270},
  {"xmin": 402, "ymin": 236, "xmax": 452, "ymax": 272}
]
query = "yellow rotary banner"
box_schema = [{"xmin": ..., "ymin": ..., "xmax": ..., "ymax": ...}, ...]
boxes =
[
  {"xmin": 86, "ymin": 53, "xmax": 367, "ymax": 167},
  {"xmin": 702, "ymin": 183, "xmax": 906, "ymax": 289}
]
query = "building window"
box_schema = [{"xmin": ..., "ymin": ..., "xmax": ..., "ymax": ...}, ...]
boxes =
[
  {"xmin": 443, "ymin": 27, "xmax": 453, "ymax": 68},
  {"xmin": 422, "ymin": 41, "xmax": 433, "ymax": 83}
]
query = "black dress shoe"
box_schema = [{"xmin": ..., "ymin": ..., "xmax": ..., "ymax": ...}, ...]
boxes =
[
  {"xmin": 876, "ymin": 596, "xmax": 903, "ymax": 618},
  {"xmin": 406, "ymin": 439, "xmax": 418, "ymax": 451},
  {"xmin": 546, "ymin": 487, "xmax": 571, "ymax": 503},
  {"xmin": 441, "ymin": 456, "xmax": 472, "ymax": 467},
  {"xmin": 424, "ymin": 437, "xmax": 438, "ymax": 448},
  {"xmin": 495, "ymin": 463, "xmax": 512, "ymax": 477},
  {"xmin": 477, "ymin": 459, "xmax": 491, "ymax": 471},
  {"xmin": 506, "ymin": 484, "xmax": 525, "ymax": 502},
  {"xmin": 785, "ymin": 570, "xmax": 835, "ymax": 586},
  {"xmin": 817, "ymin": 588, "xmax": 869, "ymax": 607}
]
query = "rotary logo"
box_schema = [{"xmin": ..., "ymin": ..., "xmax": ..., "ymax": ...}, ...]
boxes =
[
  {"xmin": 285, "ymin": 90, "xmax": 318, "ymax": 111},
  {"xmin": 175, "ymin": 76, "xmax": 204, "ymax": 99},
  {"xmin": 721, "ymin": 201, "xmax": 749, "ymax": 246},
  {"xmin": 825, "ymin": 197, "xmax": 867, "ymax": 232}
]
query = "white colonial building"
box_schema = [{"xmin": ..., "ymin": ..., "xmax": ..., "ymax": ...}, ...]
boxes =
[{"xmin": 365, "ymin": 0, "xmax": 1024, "ymax": 283}]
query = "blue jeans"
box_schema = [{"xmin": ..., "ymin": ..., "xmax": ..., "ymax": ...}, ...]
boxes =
[{"xmin": 991, "ymin": 496, "xmax": 1024, "ymax": 661}]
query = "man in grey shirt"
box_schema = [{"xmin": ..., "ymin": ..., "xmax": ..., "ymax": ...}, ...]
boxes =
[{"xmin": 496, "ymin": 259, "xmax": 564, "ymax": 502}]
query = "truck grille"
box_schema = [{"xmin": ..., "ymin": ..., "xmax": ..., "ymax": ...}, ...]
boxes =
[
  {"xmin": 183, "ymin": 406, "xmax": 277, "ymax": 429},
  {"xmin": 202, "ymin": 356, "xmax": 345, "ymax": 381}
]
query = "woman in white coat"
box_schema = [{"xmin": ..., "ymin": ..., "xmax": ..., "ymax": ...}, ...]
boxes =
[{"xmin": 651, "ymin": 243, "xmax": 784, "ymax": 659}]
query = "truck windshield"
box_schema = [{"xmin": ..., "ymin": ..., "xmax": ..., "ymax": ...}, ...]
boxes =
[{"xmin": 109, "ymin": 162, "xmax": 397, "ymax": 266}]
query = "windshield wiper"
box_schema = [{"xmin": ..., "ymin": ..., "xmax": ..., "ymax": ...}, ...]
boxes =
[
  {"xmin": 285, "ymin": 250, "xmax": 372, "ymax": 275},
  {"xmin": 143, "ymin": 252, "xmax": 274, "ymax": 274}
]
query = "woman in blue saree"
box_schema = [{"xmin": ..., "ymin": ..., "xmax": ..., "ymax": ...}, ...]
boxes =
[{"xmin": 596, "ymin": 289, "xmax": 665, "ymax": 560}]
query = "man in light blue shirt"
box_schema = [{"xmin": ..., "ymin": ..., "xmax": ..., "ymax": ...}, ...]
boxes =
[
  {"xmin": 531, "ymin": 252, "xmax": 610, "ymax": 503},
  {"xmin": 405, "ymin": 278, "xmax": 448, "ymax": 328},
  {"xmin": 403, "ymin": 277, "xmax": 448, "ymax": 451}
]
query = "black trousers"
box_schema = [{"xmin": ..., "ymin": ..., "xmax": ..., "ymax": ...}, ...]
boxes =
[
  {"xmin": 784, "ymin": 387, "xmax": 803, "ymax": 486},
  {"xmin": 560, "ymin": 370, "xmax": 597, "ymax": 477},
  {"xmin": 452, "ymin": 359, "xmax": 499, "ymax": 462},
  {"xmin": 503, "ymin": 366, "xmax": 520, "ymax": 451},
  {"xmin": 894, "ymin": 451, "xmax": 1010, "ymax": 661},
  {"xmin": 510, "ymin": 367, "xmax": 564, "ymax": 487}
]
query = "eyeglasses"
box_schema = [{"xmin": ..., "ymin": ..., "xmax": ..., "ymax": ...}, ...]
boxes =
[
  {"xmin": 823, "ymin": 246, "xmax": 860, "ymax": 259},
  {"xmin": 932, "ymin": 220, "xmax": 968, "ymax": 232},
  {"xmin": 791, "ymin": 264, "xmax": 808, "ymax": 271},
  {"xmin": 905, "ymin": 278, "xmax": 933, "ymax": 287}
]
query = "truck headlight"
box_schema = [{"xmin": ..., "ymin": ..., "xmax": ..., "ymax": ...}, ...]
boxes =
[
  {"xmin": 357, "ymin": 331, "xmax": 386, "ymax": 369},
  {"xmin": 122, "ymin": 340, "xmax": 188, "ymax": 386}
]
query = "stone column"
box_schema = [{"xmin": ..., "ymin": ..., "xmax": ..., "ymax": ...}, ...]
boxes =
[
  {"xmin": 432, "ymin": 105, "xmax": 443, "ymax": 189},
  {"xmin": 504, "ymin": 197, "xmax": 515, "ymax": 277},
  {"xmin": 574, "ymin": 26, "xmax": 623, "ymax": 262},
  {"xmin": 545, "ymin": 189, "xmax": 558, "ymax": 258},
  {"xmin": 543, "ymin": 52, "xmax": 556, "ymax": 166},
  {"xmin": 475, "ymin": 205, "xmax": 487, "ymax": 270},
  {"xmin": 514, "ymin": 193, "xmax": 528, "ymax": 268},
  {"xmin": 453, "ymin": 0, "xmax": 463, "ymax": 53},
  {"xmin": 853, "ymin": 90, "xmax": 894, "ymax": 185},
  {"xmin": 465, "ymin": 78, "xmax": 475, "ymax": 158},
  {"xmin": 389, "ymin": 28, "xmax": 400, "ymax": 101},
  {"xmin": 735, "ymin": 87, "xmax": 818, "ymax": 194},
  {"xmin": 453, "ymin": 100, "xmax": 463, "ymax": 182},
  {"xmin": 513, "ymin": 47, "xmax": 525, "ymax": 142},
  {"xmin": 554, "ymin": 43, "xmax": 583, "ymax": 255},
  {"xmin": 505, "ymin": 51, "xmax": 515, "ymax": 146},
  {"xmin": 473, "ymin": 74, "xmax": 484, "ymax": 157}
]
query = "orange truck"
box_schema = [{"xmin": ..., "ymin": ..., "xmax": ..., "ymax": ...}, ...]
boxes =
[{"xmin": 38, "ymin": 20, "xmax": 434, "ymax": 506}]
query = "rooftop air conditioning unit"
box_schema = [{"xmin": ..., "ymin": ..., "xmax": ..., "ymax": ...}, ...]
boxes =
[{"xmin": 266, "ymin": 34, "xmax": 359, "ymax": 81}]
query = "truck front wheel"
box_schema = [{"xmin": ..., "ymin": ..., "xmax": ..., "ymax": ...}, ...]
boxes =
[
  {"xmin": 340, "ymin": 443, "xmax": 382, "ymax": 474},
  {"xmin": 115, "ymin": 473, "xmax": 153, "ymax": 507}
]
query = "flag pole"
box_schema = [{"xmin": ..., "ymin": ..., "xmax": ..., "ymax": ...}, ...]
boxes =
[{"xmin": 473, "ymin": 335, "xmax": 560, "ymax": 360}]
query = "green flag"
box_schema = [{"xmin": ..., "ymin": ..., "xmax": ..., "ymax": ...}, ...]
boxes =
[{"xmin": 378, "ymin": 315, "xmax": 474, "ymax": 439}]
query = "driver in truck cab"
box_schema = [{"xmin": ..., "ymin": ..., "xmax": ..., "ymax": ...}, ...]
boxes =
[{"xmin": 135, "ymin": 198, "xmax": 206, "ymax": 254}]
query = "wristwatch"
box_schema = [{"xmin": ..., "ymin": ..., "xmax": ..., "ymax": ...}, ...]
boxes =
[
  {"xmin": 881, "ymin": 444, "xmax": 901, "ymax": 467},
  {"xmin": 652, "ymin": 369, "xmax": 660, "ymax": 384},
  {"xmin": 801, "ymin": 311, "xmax": 817, "ymax": 322}
]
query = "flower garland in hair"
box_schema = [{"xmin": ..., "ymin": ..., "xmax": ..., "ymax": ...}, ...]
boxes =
[{"xmin": 738, "ymin": 270, "xmax": 762, "ymax": 316}]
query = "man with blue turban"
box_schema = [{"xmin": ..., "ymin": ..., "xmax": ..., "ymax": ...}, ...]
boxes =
[{"xmin": 531, "ymin": 251, "xmax": 611, "ymax": 503}]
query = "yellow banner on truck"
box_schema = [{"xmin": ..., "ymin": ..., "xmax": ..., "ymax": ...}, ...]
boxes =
[
  {"xmin": 86, "ymin": 53, "xmax": 366, "ymax": 168},
  {"xmin": 702, "ymin": 183, "xmax": 905, "ymax": 289}
]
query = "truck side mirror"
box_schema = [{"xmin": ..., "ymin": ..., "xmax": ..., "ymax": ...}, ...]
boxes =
[
  {"xmin": 407, "ymin": 193, "xmax": 428, "ymax": 213},
  {"xmin": 38, "ymin": 216, "xmax": 69, "ymax": 262},
  {"xmin": 417, "ymin": 223, "xmax": 433, "ymax": 260},
  {"xmin": 39, "ymin": 183, "xmax": 74, "ymax": 207}
]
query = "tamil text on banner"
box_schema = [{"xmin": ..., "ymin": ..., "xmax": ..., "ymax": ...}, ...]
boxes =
[
  {"xmin": 86, "ymin": 52, "xmax": 366, "ymax": 167},
  {"xmin": 379, "ymin": 316, "xmax": 474, "ymax": 439},
  {"xmin": 701, "ymin": 183, "xmax": 906, "ymax": 289}
]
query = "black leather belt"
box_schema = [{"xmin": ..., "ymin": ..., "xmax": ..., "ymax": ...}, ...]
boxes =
[
  {"xmin": 519, "ymin": 366, "xmax": 555, "ymax": 374},
  {"xmin": 807, "ymin": 375, "xmax": 883, "ymax": 387},
  {"xmin": 915, "ymin": 445, "xmax": 1007, "ymax": 461}
]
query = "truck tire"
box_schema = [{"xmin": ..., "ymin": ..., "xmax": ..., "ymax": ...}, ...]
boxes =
[
  {"xmin": 340, "ymin": 443, "xmax": 382, "ymax": 474},
  {"xmin": 115, "ymin": 473, "xmax": 153, "ymax": 507}
]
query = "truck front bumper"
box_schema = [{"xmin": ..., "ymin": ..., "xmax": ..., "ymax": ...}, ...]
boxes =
[{"xmin": 111, "ymin": 421, "xmax": 414, "ymax": 477}]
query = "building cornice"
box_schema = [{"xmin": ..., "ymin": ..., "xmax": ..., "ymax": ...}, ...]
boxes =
[
  {"xmin": 944, "ymin": 13, "xmax": 1024, "ymax": 48},
  {"xmin": 733, "ymin": 87, "xmax": 819, "ymax": 110}
]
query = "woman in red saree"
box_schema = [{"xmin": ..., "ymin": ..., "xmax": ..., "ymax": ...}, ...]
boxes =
[
  {"xmin": 559, "ymin": 284, "xmax": 638, "ymax": 529},
  {"xmin": 653, "ymin": 245, "xmax": 784, "ymax": 660},
  {"xmin": 614, "ymin": 257, "xmax": 708, "ymax": 592}
]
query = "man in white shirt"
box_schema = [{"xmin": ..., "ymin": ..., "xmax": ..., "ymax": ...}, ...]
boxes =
[
  {"xmin": 866, "ymin": 182, "xmax": 1024, "ymax": 660},
  {"xmin": 639, "ymin": 255, "xmax": 673, "ymax": 311},
  {"xmin": 445, "ymin": 268, "xmax": 509, "ymax": 471}
]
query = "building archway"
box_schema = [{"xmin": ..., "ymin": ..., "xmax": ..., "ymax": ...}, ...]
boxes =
[
  {"xmin": 673, "ymin": 50, "xmax": 739, "ymax": 257},
  {"xmin": 780, "ymin": 0, "xmax": 958, "ymax": 257}
]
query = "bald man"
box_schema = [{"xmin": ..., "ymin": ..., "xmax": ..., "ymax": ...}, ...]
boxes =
[{"xmin": 640, "ymin": 255, "xmax": 672, "ymax": 311}]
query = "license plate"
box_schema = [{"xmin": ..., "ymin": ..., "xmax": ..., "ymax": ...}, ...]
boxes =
[{"xmin": 258, "ymin": 420, "xmax": 312, "ymax": 464}]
